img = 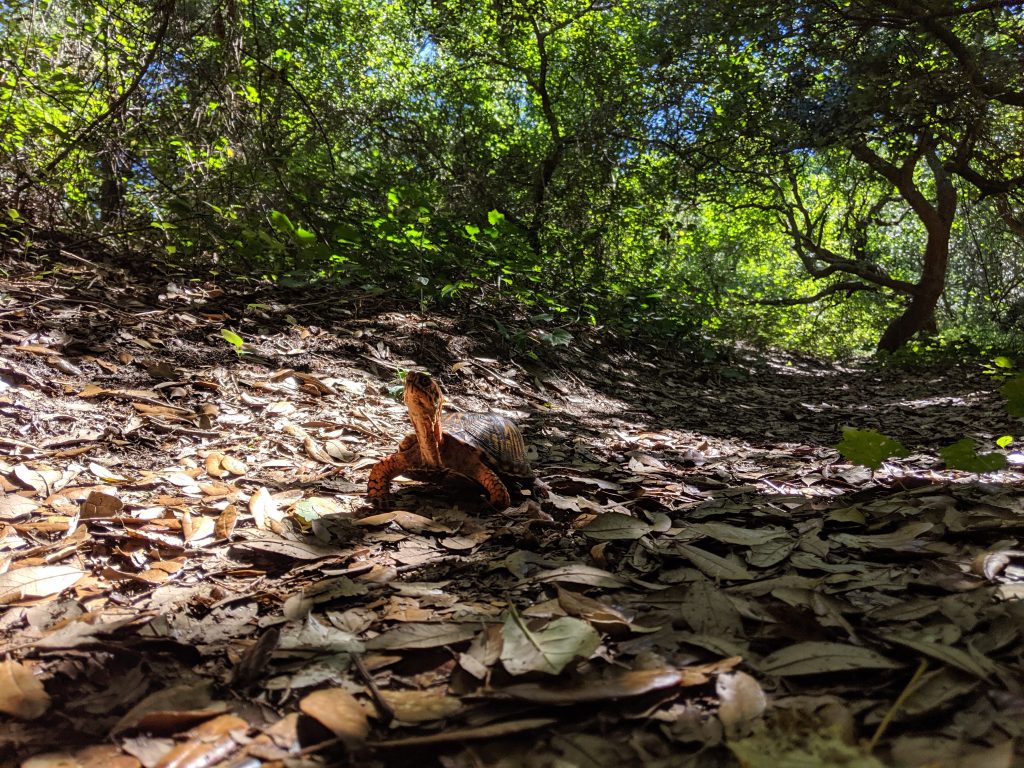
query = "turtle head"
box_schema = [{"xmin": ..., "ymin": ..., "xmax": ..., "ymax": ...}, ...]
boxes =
[{"xmin": 404, "ymin": 371, "xmax": 444, "ymax": 466}]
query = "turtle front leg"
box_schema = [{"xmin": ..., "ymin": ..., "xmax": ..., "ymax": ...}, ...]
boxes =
[
  {"xmin": 367, "ymin": 450, "xmax": 414, "ymax": 509},
  {"xmin": 470, "ymin": 464, "xmax": 512, "ymax": 511}
]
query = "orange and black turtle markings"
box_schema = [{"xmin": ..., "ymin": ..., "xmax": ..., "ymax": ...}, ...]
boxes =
[{"xmin": 366, "ymin": 372, "xmax": 538, "ymax": 511}]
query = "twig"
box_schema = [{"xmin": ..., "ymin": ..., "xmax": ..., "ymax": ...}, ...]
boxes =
[
  {"xmin": 352, "ymin": 653, "xmax": 395, "ymax": 726},
  {"xmin": 868, "ymin": 659, "xmax": 928, "ymax": 752}
]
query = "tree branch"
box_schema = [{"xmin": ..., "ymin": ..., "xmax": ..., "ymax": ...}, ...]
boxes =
[
  {"xmin": 752, "ymin": 280, "xmax": 880, "ymax": 306},
  {"xmin": 17, "ymin": 0, "xmax": 177, "ymax": 193}
]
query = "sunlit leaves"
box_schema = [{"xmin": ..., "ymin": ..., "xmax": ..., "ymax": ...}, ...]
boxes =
[
  {"xmin": 939, "ymin": 439, "xmax": 1007, "ymax": 474},
  {"xmin": 221, "ymin": 329, "xmax": 244, "ymax": 353},
  {"xmin": 1000, "ymin": 376, "xmax": 1024, "ymax": 418},
  {"xmin": 835, "ymin": 427, "xmax": 909, "ymax": 470}
]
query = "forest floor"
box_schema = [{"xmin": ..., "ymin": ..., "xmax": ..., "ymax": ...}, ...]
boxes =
[{"xmin": 1, "ymin": 243, "xmax": 1023, "ymax": 768}]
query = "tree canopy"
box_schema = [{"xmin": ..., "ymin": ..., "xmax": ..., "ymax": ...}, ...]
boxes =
[{"xmin": 2, "ymin": 0, "xmax": 1023, "ymax": 353}]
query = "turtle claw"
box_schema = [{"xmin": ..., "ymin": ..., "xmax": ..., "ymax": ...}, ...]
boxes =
[{"xmin": 368, "ymin": 495, "xmax": 394, "ymax": 510}]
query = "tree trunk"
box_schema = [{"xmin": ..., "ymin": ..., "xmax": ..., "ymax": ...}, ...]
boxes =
[
  {"xmin": 850, "ymin": 147, "xmax": 957, "ymax": 353},
  {"xmin": 877, "ymin": 225, "xmax": 950, "ymax": 352}
]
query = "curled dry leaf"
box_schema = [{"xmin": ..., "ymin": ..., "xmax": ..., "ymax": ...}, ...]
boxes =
[
  {"xmin": 220, "ymin": 455, "xmax": 247, "ymax": 475},
  {"xmin": 303, "ymin": 435, "xmax": 336, "ymax": 464},
  {"xmin": 299, "ymin": 688, "xmax": 369, "ymax": 745},
  {"xmin": 716, "ymin": 671, "xmax": 767, "ymax": 731},
  {"xmin": 0, "ymin": 660, "xmax": 51, "ymax": 719},
  {"xmin": 214, "ymin": 505, "xmax": 238, "ymax": 538},
  {"xmin": 249, "ymin": 487, "xmax": 277, "ymax": 530},
  {"xmin": 89, "ymin": 462, "xmax": 128, "ymax": 483},
  {"xmin": 205, "ymin": 452, "xmax": 228, "ymax": 478}
]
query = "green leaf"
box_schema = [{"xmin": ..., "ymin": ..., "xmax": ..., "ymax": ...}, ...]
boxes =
[
  {"xmin": 996, "ymin": 435, "xmax": 1013, "ymax": 448},
  {"xmin": 500, "ymin": 610, "xmax": 600, "ymax": 676},
  {"xmin": 221, "ymin": 329, "xmax": 244, "ymax": 350},
  {"xmin": 333, "ymin": 223, "xmax": 362, "ymax": 245},
  {"xmin": 1000, "ymin": 376, "xmax": 1024, "ymax": 418},
  {"xmin": 295, "ymin": 227, "xmax": 316, "ymax": 245},
  {"xmin": 464, "ymin": 223, "xmax": 480, "ymax": 237},
  {"xmin": 487, "ymin": 209, "xmax": 505, "ymax": 226},
  {"xmin": 538, "ymin": 329, "xmax": 573, "ymax": 347},
  {"xmin": 270, "ymin": 210, "xmax": 295, "ymax": 235},
  {"xmin": 939, "ymin": 439, "xmax": 1007, "ymax": 473},
  {"xmin": 993, "ymin": 356, "xmax": 1015, "ymax": 369},
  {"xmin": 835, "ymin": 427, "xmax": 908, "ymax": 470}
]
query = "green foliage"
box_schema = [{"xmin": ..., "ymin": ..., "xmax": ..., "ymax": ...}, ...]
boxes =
[
  {"xmin": 938, "ymin": 439, "xmax": 1007, "ymax": 474},
  {"xmin": 1001, "ymin": 377, "xmax": 1024, "ymax": 419},
  {"xmin": 835, "ymin": 427, "xmax": 909, "ymax": 471},
  {"xmin": 1, "ymin": 0, "xmax": 1022, "ymax": 354},
  {"xmin": 220, "ymin": 328, "xmax": 245, "ymax": 355}
]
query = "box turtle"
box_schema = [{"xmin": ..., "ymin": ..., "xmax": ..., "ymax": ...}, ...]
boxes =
[{"xmin": 366, "ymin": 371, "xmax": 541, "ymax": 510}]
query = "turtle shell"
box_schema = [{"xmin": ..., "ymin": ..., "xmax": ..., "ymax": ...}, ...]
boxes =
[{"xmin": 442, "ymin": 411, "xmax": 532, "ymax": 478}]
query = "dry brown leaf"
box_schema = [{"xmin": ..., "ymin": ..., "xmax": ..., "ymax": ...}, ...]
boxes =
[
  {"xmin": 220, "ymin": 455, "xmax": 247, "ymax": 475},
  {"xmin": 152, "ymin": 713, "xmax": 249, "ymax": 768},
  {"xmin": 299, "ymin": 688, "xmax": 369, "ymax": 745},
  {"xmin": 0, "ymin": 564, "xmax": 86, "ymax": 604},
  {"xmin": 80, "ymin": 490, "xmax": 124, "ymax": 518},
  {"xmin": 0, "ymin": 492, "xmax": 38, "ymax": 521},
  {"xmin": 215, "ymin": 505, "xmax": 238, "ymax": 538},
  {"xmin": 112, "ymin": 682, "xmax": 225, "ymax": 735},
  {"xmin": 205, "ymin": 452, "xmax": 228, "ymax": 478},
  {"xmin": 380, "ymin": 689, "xmax": 463, "ymax": 723},
  {"xmin": 717, "ymin": 671, "xmax": 767, "ymax": 731},
  {"xmin": 366, "ymin": 622, "xmax": 478, "ymax": 650},
  {"xmin": 0, "ymin": 660, "xmax": 51, "ymax": 719},
  {"xmin": 23, "ymin": 746, "xmax": 140, "ymax": 768},
  {"xmin": 249, "ymin": 487, "xmax": 275, "ymax": 530}
]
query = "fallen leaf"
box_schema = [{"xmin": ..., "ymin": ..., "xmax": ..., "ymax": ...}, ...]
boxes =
[
  {"xmin": 366, "ymin": 622, "xmax": 477, "ymax": 650},
  {"xmin": 299, "ymin": 688, "xmax": 369, "ymax": 745},
  {"xmin": 0, "ymin": 564, "xmax": 86, "ymax": 604},
  {"xmin": 500, "ymin": 611, "xmax": 600, "ymax": 675},
  {"xmin": 760, "ymin": 642, "xmax": 902, "ymax": 676},
  {"xmin": 0, "ymin": 660, "xmax": 50, "ymax": 719},
  {"xmin": 717, "ymin": 671, "xmax": 767, "ymax": 731}
]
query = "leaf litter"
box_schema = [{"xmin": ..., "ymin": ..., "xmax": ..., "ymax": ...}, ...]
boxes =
[{"xmin": 1, "ymin": 250, "xmax": 1023, "ymax": 767}]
